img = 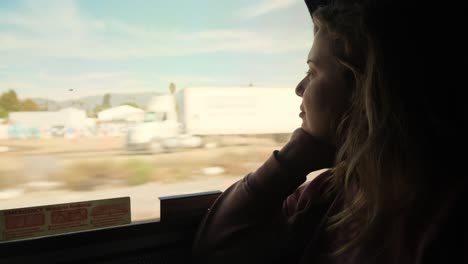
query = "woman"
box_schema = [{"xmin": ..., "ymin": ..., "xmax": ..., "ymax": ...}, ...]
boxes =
[{"xmin": 193, "ymin": 1, "xmax": 466, "ymax": 263}]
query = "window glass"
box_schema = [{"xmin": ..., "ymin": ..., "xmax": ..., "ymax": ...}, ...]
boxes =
[
  {"xmin": 144, "ymin": 112, "xmax": 166, "ymax": 122},
  {"xmin": 0, "ymin": 0, "xmax": 313, "ymax": 222}
]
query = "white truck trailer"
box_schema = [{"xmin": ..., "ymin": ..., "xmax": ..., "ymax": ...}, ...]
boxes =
[{"xmin": 126, "ymin": 86, "xmax": 302, "ymax": 151}]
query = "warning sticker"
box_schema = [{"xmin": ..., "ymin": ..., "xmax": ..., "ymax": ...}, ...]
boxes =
[{"xmin": 0, "ymin": 197, "xmax": 131, "ymax": 242}]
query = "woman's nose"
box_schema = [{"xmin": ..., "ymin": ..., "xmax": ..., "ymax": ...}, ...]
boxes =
[{"xmin": 295, "ymin": 76, "xmax": 308, "ymax": 97}]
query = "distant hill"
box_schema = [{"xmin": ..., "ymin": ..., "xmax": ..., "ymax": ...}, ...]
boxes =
[{"xmin": 32, "ymin": 92, "xmax": 162, "ymax": 112}]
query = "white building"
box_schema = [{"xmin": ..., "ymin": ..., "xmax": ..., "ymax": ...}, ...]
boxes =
[
  {"xmin": 97, "ymin": 105, "xmax": 144, "ymax": 123},
  {"xmin": 9, "ymin": 108, "xmax": 88, "ymax": 128}
]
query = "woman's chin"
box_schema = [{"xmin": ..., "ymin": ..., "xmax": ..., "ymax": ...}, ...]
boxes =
[{"xmin": 300, "ymin": 123, "xmax": 313, "ymax": 136}]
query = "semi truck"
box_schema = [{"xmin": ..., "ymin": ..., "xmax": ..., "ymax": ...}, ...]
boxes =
[{"xmin": 125, "ymin": 86, "xmax": 302, "ymax": 152}]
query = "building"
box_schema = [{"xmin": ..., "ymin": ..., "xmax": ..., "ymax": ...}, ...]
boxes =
[
  {"xmin": 97, "ymin": 105, "xmax": 144, "ymax": 123},
  {"xmin": 7, "ymin": 108, "xmax": 90, "ymax": 138},
  {"xmin": 9, "ymin": 108, "xmax": 87, "ymax": 128}
]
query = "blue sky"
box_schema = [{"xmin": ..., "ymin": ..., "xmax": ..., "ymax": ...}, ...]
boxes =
[{"xmin": 0, "ymin": 0, "xmax": 314, "ymax": 101}]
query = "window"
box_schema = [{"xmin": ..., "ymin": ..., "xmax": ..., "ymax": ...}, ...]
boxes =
[
  {"xmin": 144, "ymin": 112, "xmax": 166, "ymax": 122},
  {"xmin": 0, "ymin": 0, "xmax": 313, "ymax": 223}
]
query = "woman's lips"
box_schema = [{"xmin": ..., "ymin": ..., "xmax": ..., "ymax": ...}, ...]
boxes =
[{"xmin": 299, "ymin": 111, "xmax": 305, "ymax": 118}]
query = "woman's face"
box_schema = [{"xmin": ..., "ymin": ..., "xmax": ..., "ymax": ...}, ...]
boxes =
[{"xmin": 296, "ymin": 28, "xmax": 351, "ymax": 145}]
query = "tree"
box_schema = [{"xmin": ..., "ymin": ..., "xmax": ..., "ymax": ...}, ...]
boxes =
[
  {"xmin": 94, "ymin": 105, "xmax": 106, "ymax": 114},
  {"xmin": 0, "ymin": 106, "xmax": 7, "ymax": 118},
  {"xmin": 102, "ymin": 94, "xmax": 111, "ymax": 109},
  {"xmin": 168, "ymin": 82, "xmax": 180, "ymax": 121},
  {"xmin": 0, "ymin": 90, "xmax": 20, "ymax": 112},
  {"xmin": 169, "ymin": 82, "xmax": 176, "ymax": 95},
  {"xmin": 0, "ymin": 90, "xmax": 42, "ymax": 116},
  {"xmin": 87, "ymin": 110, "xmax": 97, "ymax": 118},
  {"xmin": 20, "ymin": 99, "xmax": 40, "ymax": 111},
  {"xmin": 120, "ymin": 102, "xmax": 141, "ymax": 109}
]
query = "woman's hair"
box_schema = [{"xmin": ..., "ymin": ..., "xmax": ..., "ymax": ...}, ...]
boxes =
[{"xmin": 312, "ymin": 2, "xmax": 466, "ymax": 262}]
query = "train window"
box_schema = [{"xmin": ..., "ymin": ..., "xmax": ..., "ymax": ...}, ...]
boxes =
[{"xmin": 0, "ymin": 0, "xmax": 314, "ymax": 224}]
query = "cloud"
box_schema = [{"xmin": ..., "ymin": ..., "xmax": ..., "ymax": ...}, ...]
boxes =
[
  {"xmin": 238, "ymin": 0, "xmax": 298, "ymax": 19},
  {"xmin": 0, "ymin": 0, "xmax": 309, "ymax": 60}
]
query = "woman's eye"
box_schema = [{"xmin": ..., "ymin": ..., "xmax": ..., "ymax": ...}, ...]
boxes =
[{"xmin": 306, "ymin": 70, "xmax": 315, "ymax": 79}]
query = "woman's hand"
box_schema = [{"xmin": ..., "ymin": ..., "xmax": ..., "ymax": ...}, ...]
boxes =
[{"xmin": 276, "ymin": 128, "xmax": 337, "ymax": 176}]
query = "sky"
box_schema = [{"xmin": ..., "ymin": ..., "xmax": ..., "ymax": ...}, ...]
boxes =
[{"xmin": 0, "ymin": 0, "xmax": 315, "ymax": 101}]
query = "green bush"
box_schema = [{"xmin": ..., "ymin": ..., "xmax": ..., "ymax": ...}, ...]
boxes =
[
  {"xmin": 124, "ymin": 159, "xmax": 152, "ymax": 186},
  {"xmin": 57, "ymin": 161, "xmax": 120, "ymax": 191}
]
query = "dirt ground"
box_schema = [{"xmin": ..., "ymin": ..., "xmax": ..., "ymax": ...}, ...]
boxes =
[{"xmin": 1, "ymin": 136, "xmax": 324, "ymax": 221}]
